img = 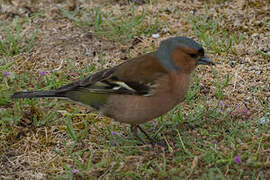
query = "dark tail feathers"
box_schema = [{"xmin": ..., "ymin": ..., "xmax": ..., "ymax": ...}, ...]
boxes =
[{"xmin": 11, "ymin": 90, "xmax": 64, "ymax": 99}]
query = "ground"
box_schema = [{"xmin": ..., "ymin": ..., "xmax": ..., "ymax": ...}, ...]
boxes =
[{"xmin": 0, "ymin": 0, "xmax": 269, "ymax": 179}]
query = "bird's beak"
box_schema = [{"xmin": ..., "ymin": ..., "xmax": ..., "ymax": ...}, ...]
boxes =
[{"xmin": 197, "ymin": 57, "xmax": 215, "ymax": 65}]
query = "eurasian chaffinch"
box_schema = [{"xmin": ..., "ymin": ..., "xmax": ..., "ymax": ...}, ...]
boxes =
[{"xmin": 12, "ymin": 36, "xmax": 214, "ymax": 145}]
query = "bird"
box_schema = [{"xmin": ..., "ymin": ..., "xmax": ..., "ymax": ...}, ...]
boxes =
[{"xmin": 12, "ymin": 36, "xmax": 214, "ymax": 145}]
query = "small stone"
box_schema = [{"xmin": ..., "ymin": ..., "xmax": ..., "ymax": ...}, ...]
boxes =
[
  {"xmin": 152, "ymin": 33, "xmax": 160, "ymax": 39},
  {"xmin": 260, "ymin": 117, "xmax": 269, "ymax": 125}
]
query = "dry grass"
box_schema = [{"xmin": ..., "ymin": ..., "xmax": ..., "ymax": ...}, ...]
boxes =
[{"xmin": 0, "ymin": 0, "xmax": 270, "ymax": 179}]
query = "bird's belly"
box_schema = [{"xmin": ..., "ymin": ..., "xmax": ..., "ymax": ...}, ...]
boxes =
[{"xmin": 102, "ymin": 94, "xmax": 179, "ymax": 125}]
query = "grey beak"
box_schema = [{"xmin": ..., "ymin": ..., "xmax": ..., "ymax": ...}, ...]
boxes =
[{"xmin": 197, "ymin": 57, "xmax": 215, "ymax": 65}]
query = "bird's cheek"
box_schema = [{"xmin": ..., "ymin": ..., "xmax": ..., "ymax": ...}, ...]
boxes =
[
  {"xmin": 192, "ymin": 60, "xmax": 197, "ymax": 68},
  {"xmin": 185, "ymin": 61, "xmax": 195, "ymax": 72}
]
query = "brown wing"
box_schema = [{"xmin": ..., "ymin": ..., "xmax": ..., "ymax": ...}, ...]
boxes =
[{"xmin": 56, "ymin": 52, "xmax": 167, "ymax": 96}]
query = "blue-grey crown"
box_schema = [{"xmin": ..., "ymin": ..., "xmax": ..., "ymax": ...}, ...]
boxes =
[{"xmin": 156, "ymin": 36, "xmax": 203, "ymax": 71}]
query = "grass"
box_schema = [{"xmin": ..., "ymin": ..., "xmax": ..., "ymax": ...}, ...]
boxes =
[
  {"xmin": 0, "ymin": 17, "xmax": 37, "ymax": 57},
  {"xmin": 190, "ymin": 5, "xmax": 243, "ymax": 54},
  {"xmin": 60, "ymin": 3, "xmax": 160, "ymax": 43},
  {"xmin": 1, "ymin": 0, "xmax": 270, "ymax": 179}
]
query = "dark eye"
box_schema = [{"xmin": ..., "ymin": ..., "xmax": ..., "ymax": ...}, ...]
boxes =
[{"xmin": 189, "ymin": 53, "xmax": 197, "ymax": 58}]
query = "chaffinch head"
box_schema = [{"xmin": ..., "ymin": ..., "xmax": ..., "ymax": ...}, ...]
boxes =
[{"xmin": 12, "ymin": 36, "xmax": 214, "ymax": 145}]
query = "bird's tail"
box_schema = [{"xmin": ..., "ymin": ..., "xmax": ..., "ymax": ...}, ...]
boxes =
[{"xmin": 11, "ymin": 90, "xmax": 64, "ymax": 99}]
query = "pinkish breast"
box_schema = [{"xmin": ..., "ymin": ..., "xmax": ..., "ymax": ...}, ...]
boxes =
[{"xmin": 102, "ymin": 73, "xmax": 191, "ymax": 125}]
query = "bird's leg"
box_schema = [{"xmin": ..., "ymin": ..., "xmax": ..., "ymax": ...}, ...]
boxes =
[
  {"xmin": 138, "ymin": 125, "xmax": 168, "ymax": 148},
  {"xmin": 130, "ymin": 125, "xmax": 146, "ymax": 144},
  {"xmin": 137, "ymin": 125, "xmax": 157, "ymax": 145},
  {"xmin": 131, "ymin": 125, "xmax": 166, "ymax": 147}
]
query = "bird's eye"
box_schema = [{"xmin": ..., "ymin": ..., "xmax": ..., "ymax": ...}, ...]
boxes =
[{"xmin": 189, "ymin": 53, "xmax": 197, "ymax": 58}]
